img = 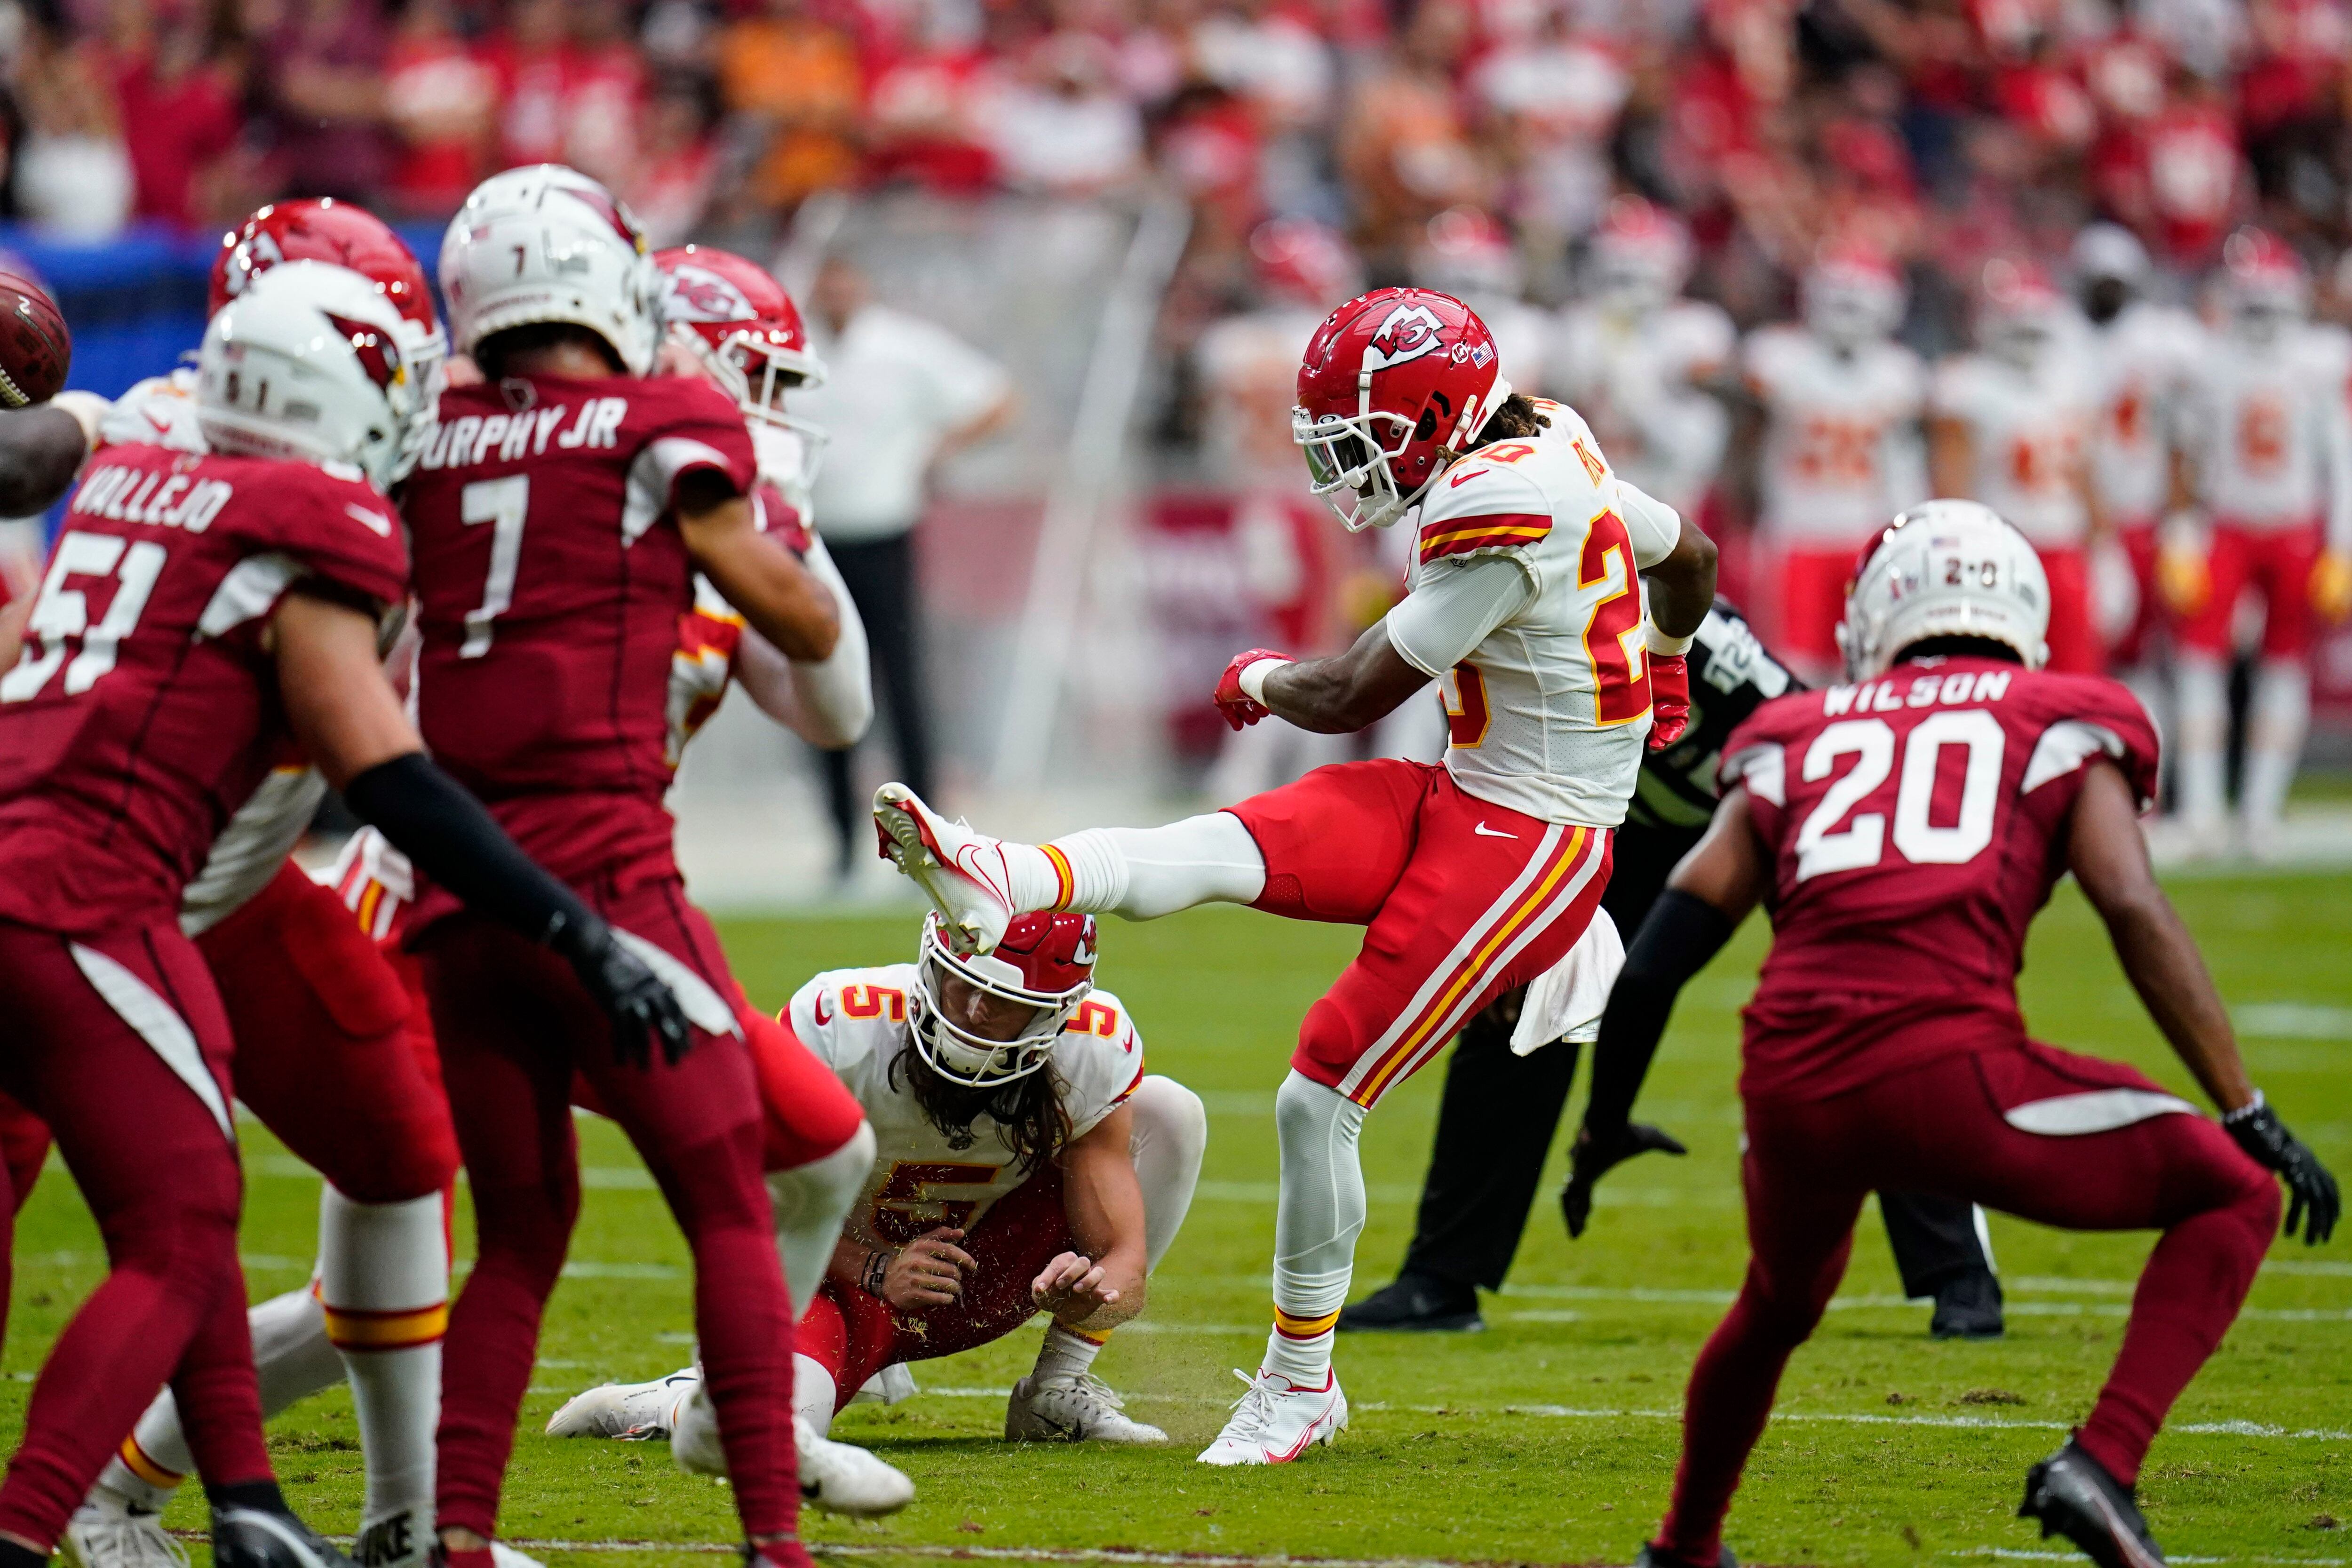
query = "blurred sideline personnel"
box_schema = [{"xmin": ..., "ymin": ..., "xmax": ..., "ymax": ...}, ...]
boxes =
[
  {"xmin": 1740, "ymin": 240, "xmax": 1928, "ymax": 680},
  {"xmin": 1339, "ymin": 600, "xmax": 2005, "ymax": 1341},
  {"xmin": 0, "ymin": 261, "xmax": 692, "ymax": 1568},
  {"xmin": 2169, "ymin": 228, "xmax": 2352, "ymax": 857},
  {"xmin": 868, "ymin": 287, "xmax": 1719, "ymax": 1465},
  {"xmin": 549, "ymin": 914, "xmax": 1207, "ymax": 1450},
  {"xmin": 1928, "ymin": 260, "xmax": 2103, "ymax": 674},
  {"xmin": 797, "ymin": 256, "xmax": 1017, "ymax": 878},
  {"xmin": 2070, "ymin": 225, "xmax": 2203, "ymax": 704},
  {"xmin": 1570, "ymin": 501, "xmax": 2338, "ymax": 1568},
  {"xmin": 65, "ymin": 230, "xmax": 907, "ymax": 1568},
  {"xmin": 406, "ymin": 165, "xmax": 846, "ymax": 1568}
]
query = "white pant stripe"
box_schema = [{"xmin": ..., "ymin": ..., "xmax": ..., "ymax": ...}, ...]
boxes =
[{"xmin": 69, "ymin": 941, "xmax": 234, "ymax": 1141}]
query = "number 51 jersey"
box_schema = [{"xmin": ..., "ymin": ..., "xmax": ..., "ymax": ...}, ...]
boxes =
[{"xmin": 1719, "ymin": 658, "xmax": 2158, "ymax": 1100}]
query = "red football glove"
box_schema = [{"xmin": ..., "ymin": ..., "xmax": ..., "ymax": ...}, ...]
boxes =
[
  {"xmin": 1647, "ymin": 653, "xmax": 1690, "ymax": 751},
  {"xmin": 1214, "ymin": 648, "xmax": 1293, "ymax": 731}
]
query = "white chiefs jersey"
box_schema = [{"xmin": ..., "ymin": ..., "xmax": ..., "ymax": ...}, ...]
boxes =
[
  {"xmin": 97, "ymin": 368, "xmax": 208, "ymax": 454},
  {"xmin": 1743, "ymin": 326, "xmax": 1928, "ymax": 542},
  {"xmin": 2082, "ymin": 301, "xmax": 2203, "ymax": 525},
  {"xmin": 1554, "ymin": 299, "xmax": 1734, "ymax": 517},
  {"xmin": 2178, "ymin": 323, "xmax": 2352, "ymax": 533},
  {"xmin": 789, "ymin": 963, "xmax": 1148, "ymax": 1249},
  {"xmin": 1389, "ymin": 399, "xmax": 1682, "ymax": 827},
  {"xmin": 1930, "ymin": 350, "xmax": 2097, "ymax": 548}
]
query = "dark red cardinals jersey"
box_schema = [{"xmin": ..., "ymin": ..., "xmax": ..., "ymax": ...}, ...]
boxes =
[
  {"xmin": 0, "ymin": 445, "xmax": 407, "ymax": 935},
  {"xmin": 399, "ymin": 374, "xmax": 756, "ymax": 886},
  {"xmin": 1719, "ymin": 658, "xmax": 2160, "ymax": 1099}
]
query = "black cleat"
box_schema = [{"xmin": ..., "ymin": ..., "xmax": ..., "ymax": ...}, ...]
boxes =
[
  {"xmin": 1335, "ymin": 1273, "xmax": 1482, "ymax": 1333},
  {"xmin": 1931, "ymin": 1270, "xmax": 2006, "ymax": 1339},
  {"xmin": 1632, "ymin": 1544, "xmax": 1737, "ymax": 1568},
  {"xmin": 2019, "ymin": 1440, "xmax": 2166, "ymax": 1568},
  {"xmin": 212, "ymin": 1505, "xmax": 360, "ymax": 1568}
]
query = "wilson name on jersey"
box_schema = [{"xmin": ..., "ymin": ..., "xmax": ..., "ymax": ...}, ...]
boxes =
[
  {"xmin": 788, "ymin": 964, "xmax": 1147, "ymax": 1247},
  {"xmin": 1718, "ymin": 659, "xmax": 2158, "ymax": 1098},
  {"xmin": 1406, "ymin": 399, "xmax": 1681, "ymax": 827}
]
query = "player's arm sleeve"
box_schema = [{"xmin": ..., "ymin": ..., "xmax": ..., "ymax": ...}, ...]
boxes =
[
  {"xmin": 256, "ymin": 476, "xmax": 411, "ymax": 616},
  {"xmin": 1610, "ymin": 476, "xmax": 1684, "ymax": 568},
  {"xmin": 787, "ymin": 976, "xmax": 845, "ymax": 1068},
  {"xmin": 1582, "ymin": 887, "xmax": 1738, "ymax": 1138},
  {"xmin": 2020, "ymin": 686, "xmax": 2162, "ymax": 813},
  {"xmin": 1383, "ymin": 552, "xmax": 1536, "ymax": 676},
  {"xmin": 628, "ymin": 393, "xmax": 760, "ymax": 534},
  {"xmin": 731, "ymin": 534, "xmax": 873, "ymax": 748}
]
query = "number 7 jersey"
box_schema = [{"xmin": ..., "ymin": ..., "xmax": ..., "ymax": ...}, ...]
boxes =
[{"xmin": 1719, "ymin": 657, "xmax": 2159, "ymax": 1098}]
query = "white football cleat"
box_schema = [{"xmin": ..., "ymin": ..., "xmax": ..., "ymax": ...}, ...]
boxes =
[
  {"xmin": 543, "ymin": 1368, "xmax": 698, "ymax": 1439},
  {"xmin": 796, "ymin": 1414, "xmax": 914, "ymax": 1516},
  {"xmin": 1196, "ymin": 1367, "xmax": 1347, "ymax": 1465},
  {"xmin": 871, "ymin": 783, "xmax": 1017, "ymax": 953},
  {"xmin": 60, "ymin": 1487, "xmax": 189, "ymax": 1568},
  {"xmin": 1006, "ymin": 1372, "xmax": 1168, "ymax": 1444}
]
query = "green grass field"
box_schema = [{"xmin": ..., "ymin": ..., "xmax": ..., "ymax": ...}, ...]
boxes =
[{"xmin": 8, "ymin": 872, "xmax": 2351, "ymax": 1568}]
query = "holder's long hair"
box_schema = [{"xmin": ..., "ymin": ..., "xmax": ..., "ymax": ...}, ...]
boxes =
[
  {"xmin": 1471, "ymin": 391, "xmax": 1551, "ymax": 445},
  {"xmin": 890, "ymin": 1043, "xmax": 1072, "ymax": 1175}
]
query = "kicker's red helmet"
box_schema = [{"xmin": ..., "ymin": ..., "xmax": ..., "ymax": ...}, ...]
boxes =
[
  {"xmin": 910, "ymin": 911, "xmax": 1099, "ymax": 1088},
  {"xmin": 1292, "ymin": 287, "xmax": 1510, "ymax": 533}
]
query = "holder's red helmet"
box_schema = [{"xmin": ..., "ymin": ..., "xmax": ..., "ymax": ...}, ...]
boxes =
[
  {"xmin": 910, "ymin": 911, "xmax": 1098, "ymax": 1088},
  {"xmin": 654, "ymin": 244, "xmax": 830, "ymax": 494},
  {"xmin": 1291, "ymin": 287, "xmax": 1510, "ymax": 532}
]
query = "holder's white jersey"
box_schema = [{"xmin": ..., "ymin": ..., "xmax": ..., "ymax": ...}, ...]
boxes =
[
  {"xmin": 1930, "ymin": 351, "xmax": 2097, "ymax": 547},
  {"xmin": 2082, "ymin": 301, "xmax": 2203, "ymax": 524},
  {"xmin": 789, "ymin": 964, "xmax": 1147, "ymax": 1248},
  {"xmin": 1553, "ymin": 299, "xmax": 1734, "ymax": 518},
  {"xmin": 2179, "ymin": 323, "xmax": 2352, "ymax": 539},
  {"xmin": 1743, "ymin": 326, "xmax": 1928, "ymax": 542},
  {"xmin": 1385, "ymin": 399, "xmax": 1682, "ymax": 828}
]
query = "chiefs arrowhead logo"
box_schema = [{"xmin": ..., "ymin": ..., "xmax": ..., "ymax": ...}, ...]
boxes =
[
  {"xmin": 1363, "ymin": 303, "xmax": 1446, "ymax": 373},
  {"xmin": 663, "ymin": 264, "xmax": 754, "ymax": 325}
]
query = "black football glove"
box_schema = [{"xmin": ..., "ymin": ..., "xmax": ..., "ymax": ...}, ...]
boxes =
[
  {"xmin": 2224, "ymin": 1093, "xmax": 2339, "ymax": 1245},
  {"xmin": 550, "ymin": 912, "xmax": 693, "ymax": 1069},
  {"xmin": 1561, "ymin": 1119, "xmax": 1687, "ymax": 1239}
]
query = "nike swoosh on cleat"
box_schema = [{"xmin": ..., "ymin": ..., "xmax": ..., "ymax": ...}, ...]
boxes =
[{"xmin": 1472, "ymin": 822, "xmax": 1518, "ymax": 838}]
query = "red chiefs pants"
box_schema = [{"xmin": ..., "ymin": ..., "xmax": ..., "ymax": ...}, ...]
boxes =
[
  {"xmin": 803, "ymin": 1164, "xmax": 1074, "ymax": 1407},
  {"xmin": 0, "ymin": 920, "xmax": 270, "ymax": 1546},
  {"xmin": 1654, "ymin": 1042, "xmax": 2278, "ymax": 1564},
  {"xmin": 417, "ymin": 877, "xmax": 798, "ymax": 1543},
  {"xmin": 1228, "ymin": 760, "xmax": 1612, "ymax": 1107},
  {"xmin": 2112, "ymin": 519, "xmax": 2164, "ymax": 669},
  {"xmin": 2177, "ymin": 519, "xmax": 2325, "ymax": 661},
  {"xmin": 2036, "ymin": 544, "xmax": 2100, "ymax": 674}
]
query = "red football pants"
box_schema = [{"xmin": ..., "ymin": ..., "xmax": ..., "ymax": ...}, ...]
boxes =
[
  {"xmin": 0, "ymin": 920, "xmax": 270, "ymax": 1546},
  {"xmin": 1750, "ymin": 541, "xmax": 1861, "ymax": 679},
  {"xmin": 1229, "ymin": 760, "xmax": 1612, "ymax": 1107},
  {"xmin": 2037, "ymin": 545, "xmax": 2099, "ymax": 674},
  {"xmin": 1655, "ymin": 1043, "xmax": 2279, "ymax": 1564},
  {"xmin": 803, "ymin": 1164, "xmax": 1073, "ymax": 1408},
  {"xmin": 2178, "ymin": 520, "xmax": 2325, "ymax": 661},
  {"xmin": 417, "ymin": 878, "xmax": 798, "ymax": 1543},
  {"xmin": 2112, "ymin": 519, "xmax": 2164, "ymax": 669}
]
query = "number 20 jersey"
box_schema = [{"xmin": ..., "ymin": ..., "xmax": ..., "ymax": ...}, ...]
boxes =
[
  {"xmin": 1719, "ymin": 659, "xmax": 2158, "ymax": 1099},
  {"xmin": 788, "ymin": 964, "xmax": 1147, "ymax": 1248},
  {"xmin": 1405, "ymin": 398, "xmax": 1682, "ymax": 827},
  {"xmin": 399, "ymin": 374, "xmax": 757, "ymax": 888}
]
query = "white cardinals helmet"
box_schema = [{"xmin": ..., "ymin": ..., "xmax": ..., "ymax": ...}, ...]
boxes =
[
  {"xmin": 439, "ymin": 164, "xmax": 661, "ymax": 375},
  {"xmin": 1836, "ymin": 499, "xmax": 2051, "ymax": 679},
  {"xmin": 196, "ymin": 260, "xmax": 419, "ymax": 489}
]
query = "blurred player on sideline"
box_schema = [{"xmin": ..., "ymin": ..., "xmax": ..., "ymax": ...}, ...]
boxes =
[
  {"xmin": 549, "ymin": 913, "xmax": 1206, "ymax": 1451},
  {"xmin": 868, "ymin": 286, "xmax": 1717, "ymax": 1466},
  {"xmin": 1928, "ymin": 259, "xmax": 2103, "ymax": 672},
  {"xmin": 1740, "ymin": 240, "xmax": 1928, "ymax": 679},
  {"xmin": 1570, "ymin": 501, "xmax": 2337, "ymax": 1568},
  {"xmin": 2169, "ymin": 228, "xmax": 2352, "ymax": 855},
  {"xmin": 0, "ymin": 260, "xmax": 690, "ymax": 1568},
  {"xmin": 405, "ymin": 166, "xmax": 850, "ymax": 1568}
]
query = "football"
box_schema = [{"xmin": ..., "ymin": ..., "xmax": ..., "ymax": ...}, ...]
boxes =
[{"xmin": 0, "ymin": 271, "xmax": 70, "ymax": 408}]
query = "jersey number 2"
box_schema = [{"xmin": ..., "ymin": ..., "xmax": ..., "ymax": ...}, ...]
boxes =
[
  {"xmin": 1580, "ymin": 509, "xmax": 1651, "ymax": 726},
  {"xmin": 0, "ymin": 531, "xmax": 168, "ymax": 704},
  {"xmin": 1793, "ymin": 711, "xmax": 2006, "ymax": 882}
]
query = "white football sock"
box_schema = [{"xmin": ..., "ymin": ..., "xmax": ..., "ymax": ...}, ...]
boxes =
[
  {"xmin": 318, "ymin": 1187, "xmax": 446, "ymax": 1528},
  {"xmin": 1127, "ymin": 1075, "xmax": 1206, "ymax": 1271},
  {"xmin": 766, "ymin": 1122, "xmax": 875, "ymax": 1319},
  {"xmin": 1032, "ymin": 1322, "xmax": 1106, "ymax": 1384},
  {"xmin": 793, "ymin": 1354, "xmax": 836, "ymax": 1437},
  {"xmin": 1043, "ymin": 813, "xmax": 1266, "ymax": 920},
  {"xmin": 2173, "ymin": 653, "xmax": 2230, "ymax": 831},
  {"xmin": 2241, "ymin": 658, "xmax": 2309, "ymax": 838},
  {"xmin": 1263, "ymin": 1071, "xmax": 1365, "ymax": 1386}
]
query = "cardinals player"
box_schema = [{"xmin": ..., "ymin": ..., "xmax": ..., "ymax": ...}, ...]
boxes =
[
  {"xmin": 867, "ymin": 286, "xmax": 1718, "ymax": 1465},
  {"xmin": 1740, "ymin": 241, "xmax": 1929, "ymax": 678},
  {"xmin": 1554, "ymin": 197, "xmax": 1734, "ymax": 523},
  {"xmin": 1570, "ymin": 501, "xmax": 2336, "ymax": 1568},
  {"xmin": 1928, "ymin": 260, "xmax": 2103, "ymax": 671},
  {"xmin": 548, "ymin": 914, "xmax": 1207, "ymax": 1450},
  {"xmin": 0, "ymin": 262, "xmax": 690, "ymax": 1568},
  {"xmin": 405, "ymin": 165, "xmax": 844, "ymax": 1568},
  {"xmin": 2169, "ymin": 228, "xmax": 2352, "ymax": 855}
]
